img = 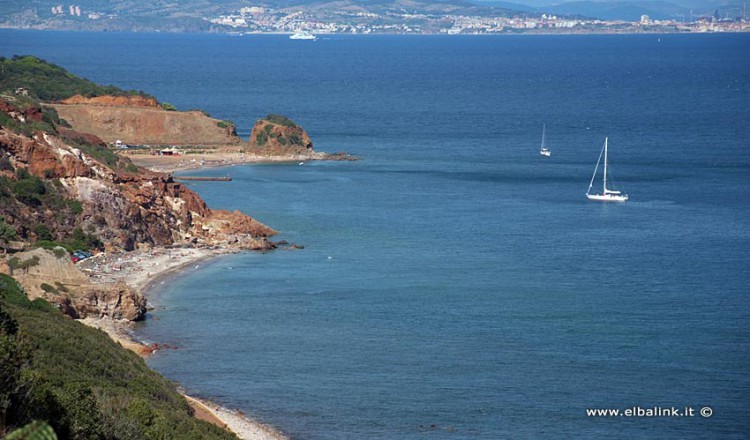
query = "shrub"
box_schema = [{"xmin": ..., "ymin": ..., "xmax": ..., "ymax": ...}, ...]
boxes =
[
  {"xmin": 34, "ymin": 224, "xmax": 53, "ymax": 241},
  {"xmin": 160, "ymin": 102, "xmax": 177, "ymax": 111},
  {"xmin": 33, "ymin": 241, "xmax": 74, "ymax": 253},
  {"xmin": 8, "ymin": 256, "xmax": 40, "ymax": 271},
  {"xmin": 289, "ymin": 134, "xmax": 302, "ymax": 145},
  {"xmin": 52, "ymin": 248, "xmax": 67, "ymax": 259},
  {"xmin": 12, "ymin": 175, "xmax": 46, "ymax": 206},
  {"xmin": 65, "ymin": 199, "xmax": 83, "ymax": 215},
  {"xmin": 4, "ymin": 421, "xmax": 57, "ymax": 440},
  {"xmin": 0, "ymin": 155, "xmax": 13, "ymax": 172},
  {"xmin": 69, "ymin": 227, "xmax": 102, "ymax": 251},
  {"xmin": 40, "ymin": 283, "xmax": 57, "ymax": 294},
  {"xmin": 0, "ymin": 217, "xmax": 17, "ymax": 243},
  {"xmin": 265, "ymin": 114, "xmax": 298, "ymax": 128}
]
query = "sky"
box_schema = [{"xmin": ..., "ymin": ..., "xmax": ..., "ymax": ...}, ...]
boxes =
[{"xmin": 471, "ymin": 0, "xmax": 736, "ymax": 10}]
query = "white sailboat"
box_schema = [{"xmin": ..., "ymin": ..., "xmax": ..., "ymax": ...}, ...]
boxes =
[
  {"xmin": 539, "ymin": 124, "xmax": 551, "ymax": 157},
  {"xmin": 586, "ymin": 137, "xmax": 628, "ymax": 202}
]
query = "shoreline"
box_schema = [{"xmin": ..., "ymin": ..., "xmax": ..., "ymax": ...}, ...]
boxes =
[
  {"xmin": 76, "ymin": 247, "xmax": 289, "ymax": 440},
  {"xmin": 127, "ymin": 150, "xmax": 355, "ymax": 174}
]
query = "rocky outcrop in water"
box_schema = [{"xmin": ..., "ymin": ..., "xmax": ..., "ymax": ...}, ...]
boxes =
[{"xmin": 247, "ymin": 114, "xmax": 314, "ymax": 155}]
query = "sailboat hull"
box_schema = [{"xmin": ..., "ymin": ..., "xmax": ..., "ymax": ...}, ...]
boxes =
[{"xmin": 586, "ymin": 193, "xmax": 628, "ymax": 202}]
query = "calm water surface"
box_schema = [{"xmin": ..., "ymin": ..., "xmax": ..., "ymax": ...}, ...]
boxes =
[{"xmin": 2, "ymin": 31, "xmax": 749, "ymax": 439}]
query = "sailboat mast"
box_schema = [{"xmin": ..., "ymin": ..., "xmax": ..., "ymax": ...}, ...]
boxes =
[
  {"xmin": 603, "ymin": 137, "xmax": 608, "ymax": 193},
  {"xmin": 541, "ymin": 124, "xmax": 546, "ymax": 150}
]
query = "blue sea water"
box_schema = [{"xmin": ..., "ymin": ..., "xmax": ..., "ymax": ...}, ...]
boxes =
[{"xmin": 2, "ymin": 31, "xmax": 750, "ymax": 439}]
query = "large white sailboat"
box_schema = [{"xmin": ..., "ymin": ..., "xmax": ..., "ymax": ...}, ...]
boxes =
[
  {"xmin": 586, "ymin": 137, "xmax": 628, "ymax": 202},
  {"xmin": 539, "ymin": 123, "xmax": 551, "ymax": 157}
]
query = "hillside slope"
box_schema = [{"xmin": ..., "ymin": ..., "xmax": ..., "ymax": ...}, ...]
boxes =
[
  {"xmin": 0, "ymin": 273, "xmax": 239, "ymax": 439},
  {"xmin": 51, "ymin": 98, "xmax": 241, "ymax": 146}
]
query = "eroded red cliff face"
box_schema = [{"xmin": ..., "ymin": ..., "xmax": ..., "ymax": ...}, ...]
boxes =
[
  {"xmin": 60, "ymin": 94, "xmax": 160, "ymax": 108},
  {"xmin": 50, "ymin": 98, "xmax": 241, "ymax": 146},
  {"xmin": 0, "ymin": 122, "xmax": 275, "ymax": 252},
  {"xmin": 1, "ymin": 101, "xmax": 278, "ymax": 320}
]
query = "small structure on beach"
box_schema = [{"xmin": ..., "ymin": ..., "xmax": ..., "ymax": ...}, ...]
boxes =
[{"xmin": 159, "ymin": 147, "xmax": 180, "ymax": 156}]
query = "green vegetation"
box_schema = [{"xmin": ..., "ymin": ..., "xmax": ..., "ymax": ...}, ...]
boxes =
[
  {"xmin": 69, "ymin": 227, "xmax": 102, "ymax": 251},
  {"xmin": 0, "ymin": 216, "xmax": 16, "ymax": 245},
  {"xmin": 34, "ymin": 224, "xmax": 53, "ymax": 241},
  {"xmin": 33, "ymin": 229, "xmax": 102, "ymax": 254},
  {"xmin": 216, "ymin": 120, "xmax": 234, "ymax": 129},
  {"xmin": 124, "ymin": 163, "xmax": 139, "ymax": 174},
  {"xmin": 160, "ymin": 102, "xmax": 177, "ymax": 111},
  {"xmin": 0, "ymin": 273, "xmax": 238, "ymax": 439},
  {"xmin": 12, "ymin": 170, "xmax": 46, "ymax": 206},
  {"xmin": 39, "ymin": 283, "xmax": 57, "ymax": 294},
  {"xmin": 0, "ymin": 56, "xmax": 154, "ymax": 102},
  {"xmin": 5, "ymin": 421, "xmax": 58, "ymax": 440},
  {"xmin": 0, "ymin": 108, "xmax": 57, "ymax": 137},
  {"xmin": 65, "ymin": 199, "xmax": 83, "ymax": 215},
  {"xmin": 59, "ymin": 132, "xmax": 136, "ymax": 172},
  {"xmin": 265, "ymin": 114, "xmax": 298, "ymax": 128},
  {"xmin": 0, "ymin": 169, "xmax": 100, "ymax": 248},
  {"xmin": 0, "ymin": 156, "xmax": 13, "ymax": 172},
  {"xmin": 7, "ymin": 256, "xmax": 40, "ymax": 272},
  {"xmin": 52, "ymin": 248, "xmax": 67, "ymax": 259}
]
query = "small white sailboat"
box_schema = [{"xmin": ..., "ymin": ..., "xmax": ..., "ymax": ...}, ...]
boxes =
[
  {"xmin": 539, "ymin": 124, "xmax": 551, "ymax": 157},
  {"xmin": 586, "ymin": 137, "xmax": 628, "ymax": 202}
]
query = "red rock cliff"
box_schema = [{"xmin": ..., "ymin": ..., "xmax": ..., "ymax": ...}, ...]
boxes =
[{"xmin": 0, "ymin": 115, "xmax": 275, "ymax": 251}]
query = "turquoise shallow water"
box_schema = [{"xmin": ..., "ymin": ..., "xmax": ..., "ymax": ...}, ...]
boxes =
[{"xmin": 2, "ymin": 31, "xmax": 750, "ymax": 439}]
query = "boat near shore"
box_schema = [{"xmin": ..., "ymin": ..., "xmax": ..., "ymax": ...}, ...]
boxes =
[{"xmin": 290, "ymin": 31, "xmax": 316, "ymax": 40}]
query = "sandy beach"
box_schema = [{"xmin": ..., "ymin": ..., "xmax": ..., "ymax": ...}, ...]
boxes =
[
  {"xmin": 127, "ymin": 150, "xmax": 337, "ymax": 173},
  {"xmin": 76, "ymin": 246, "xmax": 289, "ymax": 440}
]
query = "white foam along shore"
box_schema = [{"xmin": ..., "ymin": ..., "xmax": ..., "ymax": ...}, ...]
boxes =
[{"xmin": 76, "ymin": 247, "xmax": 289, "ymax": 440}]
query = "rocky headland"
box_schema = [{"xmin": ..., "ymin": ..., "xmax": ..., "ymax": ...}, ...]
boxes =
[
  {"xmin": 0, "ymin": 56, "xmax": 313, "ymax": 439},
  {"xmin": 49, "ymin": 97, "xmax": 355, "ymax": 172},
  {"xmin": 1, "ymin": 92, "xmax": 280, "ymax": 312}
]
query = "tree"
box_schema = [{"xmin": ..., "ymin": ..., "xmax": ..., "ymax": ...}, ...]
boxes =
[{"xmin": 0, "ymin": 217, "xmax": 16, "ymax": 252}]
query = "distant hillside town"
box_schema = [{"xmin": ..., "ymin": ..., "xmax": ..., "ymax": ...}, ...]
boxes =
[
  {"xmin": 0, "ymin": 1, "xmax": 748, "ymax": 34},
  {"xmin": 207, "ymin": 6, "xmax": 750, "ymax": 34}
]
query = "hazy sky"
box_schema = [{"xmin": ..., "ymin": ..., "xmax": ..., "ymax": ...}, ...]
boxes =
[{"xmin": 472, "ymin": 0, "xmax": 734, "ymax": 9}]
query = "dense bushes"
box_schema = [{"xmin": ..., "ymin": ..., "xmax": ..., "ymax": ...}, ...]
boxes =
[
  {"xmin": 0, "ymin": 274, "xmax": 238, "ymax": 439},
  {"xmin": 0, "ymin": 56, "xmax": 154, "ymax": 102},
  {"xmin": 12, "ymin": 174, "xmax": 46, "ymax": 206},
  {"xmin": 265, "ymin": 114, "xmax": 298, "ymax": 128},
  {"xmin": 0, "ymin": 216, "xmax": 16, "ymax": 244}
]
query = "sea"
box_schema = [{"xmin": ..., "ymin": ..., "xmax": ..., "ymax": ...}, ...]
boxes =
[{"xmin": 2, "ymin": 30, "xmax": 749, "ymax": 439}]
